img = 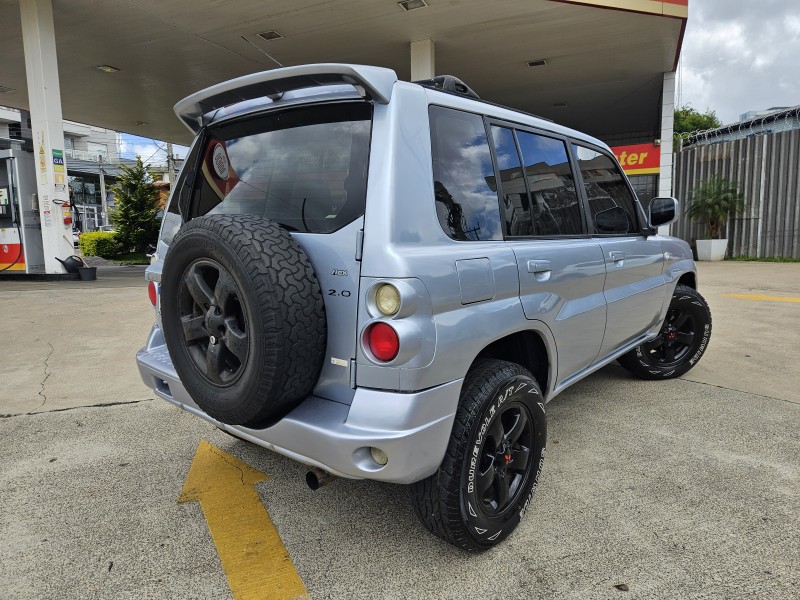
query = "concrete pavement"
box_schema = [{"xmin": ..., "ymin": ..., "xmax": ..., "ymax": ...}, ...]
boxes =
[
  {"xmin": 1, "ymin": 261, "xmax": 798, "ymax": 599},
  {"xmin": 1, "ymin": 266, "xmax": 154, "ymax": 416}
]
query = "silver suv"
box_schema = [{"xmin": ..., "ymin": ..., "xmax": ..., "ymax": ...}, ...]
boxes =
[{"xmin": 137, "ymin": 64, "xmax": 711, "ymax": 551}]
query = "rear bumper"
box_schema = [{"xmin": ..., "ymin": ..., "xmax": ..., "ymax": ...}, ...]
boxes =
[{"xmin": 136, "ymin": 325, "xmax": 460, "ymax": 484}]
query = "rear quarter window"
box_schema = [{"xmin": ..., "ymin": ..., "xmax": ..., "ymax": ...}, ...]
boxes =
[{"xmin": 429, "ymin": 106, "xmax": 502, "ymax": 241}]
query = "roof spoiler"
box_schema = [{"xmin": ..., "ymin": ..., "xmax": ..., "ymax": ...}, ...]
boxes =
[{"xmin": 174, "ymin": 63, "xmax": 398, "ymax": 132}]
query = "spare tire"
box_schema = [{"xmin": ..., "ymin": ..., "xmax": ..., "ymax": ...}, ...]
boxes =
[{"xmin": 160, "ymin": 214, "xmax": 326, "ymax": 427}]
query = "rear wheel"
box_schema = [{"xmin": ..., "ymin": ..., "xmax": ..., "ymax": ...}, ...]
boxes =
[
  {"xmin": 410, "ymin": 359, "xmax": 546, "ymax": 551},
  {"xmin": 619, "ymin": 283, "xmax": 712, "ymax": 380}
]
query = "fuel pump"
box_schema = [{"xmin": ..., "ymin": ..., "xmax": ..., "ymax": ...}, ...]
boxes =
[{"xmin": 0, "ymin": 149, "xmax": 45, "ymax": 274}]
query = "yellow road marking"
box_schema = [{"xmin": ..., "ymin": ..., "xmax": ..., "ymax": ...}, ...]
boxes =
[
  {"xmin": 723, "ymin": 294, "xmax": 800, "ymax": 303},
  {"xmin": 179, "ymin": 440, "xmax": 308, "ymax": 600}
]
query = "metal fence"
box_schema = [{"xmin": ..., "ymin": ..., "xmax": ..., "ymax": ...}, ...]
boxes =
[{"xmin": 671, "ymin": 129, "xmax": 800, "ymax": 259}]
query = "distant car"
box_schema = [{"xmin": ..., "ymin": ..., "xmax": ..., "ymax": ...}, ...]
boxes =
[
  {"xmin": 72, "ymin": 229, "xmax": 80, "ymax": 246},
  {"xmin": 98, "ymin": 225, "xmax": 116, "ymax": 232}
]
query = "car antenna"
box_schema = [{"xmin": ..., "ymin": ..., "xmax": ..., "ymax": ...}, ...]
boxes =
[{"xmin": 240, "ymin": 35, "xmax": 284, "ymax": 68}]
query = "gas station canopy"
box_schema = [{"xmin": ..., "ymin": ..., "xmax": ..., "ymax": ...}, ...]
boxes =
[{"xmin": 0, "ymin": 0, "xmax": 686, "ymax": 144}]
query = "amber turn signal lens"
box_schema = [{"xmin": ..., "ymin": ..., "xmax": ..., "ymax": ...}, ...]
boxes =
[{"xmin": 375, "ymin": 283, "xmax": 400, "ymax": 316}]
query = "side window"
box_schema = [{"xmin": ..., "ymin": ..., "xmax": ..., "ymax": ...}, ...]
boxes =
[
  {"xmin": 572, "ymin": 144, "xmax": 640, "ymax": 235},
  {"xmin": 517, "ymin": 131, "xmax": 584, "ymax": 236},
  {"xmin": 429, "ymin": 106, "xmax": 502, "ymax": 241},
  {"xmin": 489, "ymin": 126, "xmax": 530, "ymax": 236}
]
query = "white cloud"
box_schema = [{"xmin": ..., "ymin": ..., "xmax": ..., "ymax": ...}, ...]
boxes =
[{"xmin": 678, "ymin": 0, "xmax": 800, "ymax": 124}]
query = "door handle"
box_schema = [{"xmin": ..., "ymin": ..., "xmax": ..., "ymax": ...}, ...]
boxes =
[
  {"xmin": 527, "ymin": 260, "xmax": 551, "ymax": 274},
  {"xmin": 609, "ymin": 251, "xmax": 625, "ymax": 262}
]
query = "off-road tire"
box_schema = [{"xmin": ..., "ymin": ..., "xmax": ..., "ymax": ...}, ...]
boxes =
[
  {"xmin": 618, "ymin": 283, "xmax": 711, "ymax": 380},
  {"xmin": 410, "ymin": 359, "xmax": 546, "ymax": 551},
  {"xmin": 160, "ymin": 214, "xmax": 326, "ymax": 427}
]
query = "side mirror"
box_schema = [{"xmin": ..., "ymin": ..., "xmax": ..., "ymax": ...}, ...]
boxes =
[
  {"xmin": 649, "ymin": 197, "xmax": 679, "ymax": 228},
  {"xmin": 595, "ymin": 206, "xmax": 632, "ymax": 234}
]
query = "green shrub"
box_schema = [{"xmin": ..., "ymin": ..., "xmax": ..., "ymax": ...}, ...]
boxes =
[{"xmin": 79, "ymin": 231, "xmax": 121, "ymax": 258}]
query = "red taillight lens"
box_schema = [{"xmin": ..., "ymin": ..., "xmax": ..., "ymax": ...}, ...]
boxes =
[
  {"xmin": 368, "ymin": 322, "xmax": 399, "ymax": 362},
  {"xmin": 148, "ymin": 281, "xmax": 157, "ymax": 307}
]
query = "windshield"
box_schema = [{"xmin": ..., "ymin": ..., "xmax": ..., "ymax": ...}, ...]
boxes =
[{"xmin": 189, "ymin": 102, "xmax": 372, "ymax": 233}]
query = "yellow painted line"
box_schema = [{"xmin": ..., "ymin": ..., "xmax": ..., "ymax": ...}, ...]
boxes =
[
  {"xmin": 179, "ymin": 440, "xmax": 308, "ymax": 600},
  {"xmin": 723, "ymin": 294, "xmax": 800, "ymax": 303}
]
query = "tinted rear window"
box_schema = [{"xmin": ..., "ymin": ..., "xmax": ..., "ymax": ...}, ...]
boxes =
[{"xmin": 189, "ymin": 103, "xmax": 371, "ymax": 233}]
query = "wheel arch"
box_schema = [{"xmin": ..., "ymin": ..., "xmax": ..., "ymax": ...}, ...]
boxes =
[
  {"xmin": 469, "ymin": 328, "xmax": 552, "ymax": 397},
  {"xmin": 677, "ymin": 271, "xmax": 697, "ymax": 289}
]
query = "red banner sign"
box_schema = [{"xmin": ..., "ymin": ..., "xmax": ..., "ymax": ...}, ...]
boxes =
[{"xmin": 610, "ymin": 143, "xmax": 661, "ymax": 176}]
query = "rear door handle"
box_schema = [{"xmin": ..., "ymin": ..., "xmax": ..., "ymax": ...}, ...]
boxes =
[
  {"xmin": 609, "ymin": 251, "xmax": 625, "ymax": 262},
  {"xmin": 527, "ymin": 260, "xmax": 552, "ymax": 274}
]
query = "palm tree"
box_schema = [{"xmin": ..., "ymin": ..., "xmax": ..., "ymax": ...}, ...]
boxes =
[{"xmin": 686, "ymin": 175, "xmax": 745, "ymax": 239}]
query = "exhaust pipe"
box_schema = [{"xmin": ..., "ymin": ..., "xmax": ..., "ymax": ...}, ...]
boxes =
[{"xmin": 306, "ymin": 467, "xmax": 336, "ymax": 490}]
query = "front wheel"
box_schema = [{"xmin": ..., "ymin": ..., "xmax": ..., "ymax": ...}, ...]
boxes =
[
  {"xmin": 410, "ymin": 359, "xmax": 546, "ymax": 551},
  {"xmin": 619, "ymin": 283, "xmax": 712, "ymax": 380}
]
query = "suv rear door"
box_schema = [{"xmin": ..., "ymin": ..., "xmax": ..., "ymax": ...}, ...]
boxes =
[
  {"xmin": 168, "ymin": 102, "xmax": 372, "ymax": 405},
  {"xmin": 571, "ymin": 143, "xmax": 666, "ymax": 357},
  {"xmin": 488, "ymin": 123, "xmax": 607, "ymax": 387}
]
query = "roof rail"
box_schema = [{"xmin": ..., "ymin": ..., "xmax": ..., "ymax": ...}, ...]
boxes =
[
  {"xmin": 174, "ymin": 63, "xmax": 398, "ymax": 132},
  {"xmin": 413, "ymin": 75, "xmax": 480, "ymax": 99}
]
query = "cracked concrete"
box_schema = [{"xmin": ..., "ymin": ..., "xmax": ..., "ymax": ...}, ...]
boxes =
[
  {"xmin": 0, "ymin": 398, "xmax": 153, "ymax": 419},
  {"xmin": 35, "ymin": 340, "xmax": 55, "ymax": 412},
  {"xmin": 1, "ymin": 266, "xmax": 154, "ymax": 415}
]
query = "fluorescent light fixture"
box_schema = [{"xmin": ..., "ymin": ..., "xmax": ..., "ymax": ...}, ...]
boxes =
[
  {"xmin": 95, "ymin": 65, "xmax": 120, "ymax": 73},
  {"xmin": 527, "ymin": 59, "xmax": 548, "ymax": 68},
  {"xmin": 0, "ymin": 85, "xmax": 16, "ymax": 94},
  {"xmin": 257, "ymin": 30, "xmax": 284, "ymax": 41},
  {"xmin": 399, "ymin": 0, "xmax": 428, "ymax": 11}
]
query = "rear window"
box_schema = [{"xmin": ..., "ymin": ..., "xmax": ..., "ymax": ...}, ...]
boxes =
[{"xmin": 189, "ymin": 102, "xmax": 371, "ymax": 233}]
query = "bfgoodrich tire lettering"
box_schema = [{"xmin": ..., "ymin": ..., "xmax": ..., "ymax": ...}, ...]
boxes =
[
  {"xmin": 410, "ymin": 359, "xmax": 546, "ymax": 551},
  {"xmin": 160, "ymin": 214, "xmax": 326, "ymax": 427},
  {"xmin": 619, "ymin": 283, "xmax": 712, "ymax": 380}
]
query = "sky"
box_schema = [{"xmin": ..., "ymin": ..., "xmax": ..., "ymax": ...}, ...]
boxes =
[
  {"xmin": 678, "ymin": 0, "xmax": 800, "ymax": 124},
  {"xmin": 118, "ymin": 133, "xmax": 188, "ymax": 166}
]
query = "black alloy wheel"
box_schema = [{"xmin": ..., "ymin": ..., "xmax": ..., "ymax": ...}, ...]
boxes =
[
  {"xmin": 178, "ymin": 259, "xmax": 249, "ymax": 386},
  {"xmin": 471, "ymin": 402, "xmax": 533, "ymax": 517},
  {"xmin": 640, "ymin": 306, "xmax": 697, "ymax": 368},
  {"xmin": 411, "ymin": 359, "xmax": 547, "ymax": 551},
  {"xmin": 618, "ymin": 283, "xmax": 712, "ymax": 380}
]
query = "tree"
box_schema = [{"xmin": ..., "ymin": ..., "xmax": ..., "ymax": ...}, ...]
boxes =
[
  {"xmin": 110, "ymin": 156, "xmax": 161, "ymax": 254},
  {"xmin": 674, "ymin": 106, "xmax": 722, "ymax": 144},
  {"xmin": 686, "ymin": 175, "xmax": 744, "ymax": 239}
]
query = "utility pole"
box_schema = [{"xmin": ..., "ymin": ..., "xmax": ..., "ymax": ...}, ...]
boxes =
[
  {"xmin": 99, "ymin": 154, "xmax": 108, "ymax": 227},
  {"xmin": 166, "ymin": 142, "xmax": 176, "ymax": 184}
]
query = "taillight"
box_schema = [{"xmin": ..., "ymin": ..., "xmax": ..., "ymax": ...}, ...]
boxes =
[
  {"xmin": 148, "ymin": 281, "xmax": 157, "ymax": 307},
  {"xmin": 367, "ymin": 322, "xmax": 399, "ymax": 362}
]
